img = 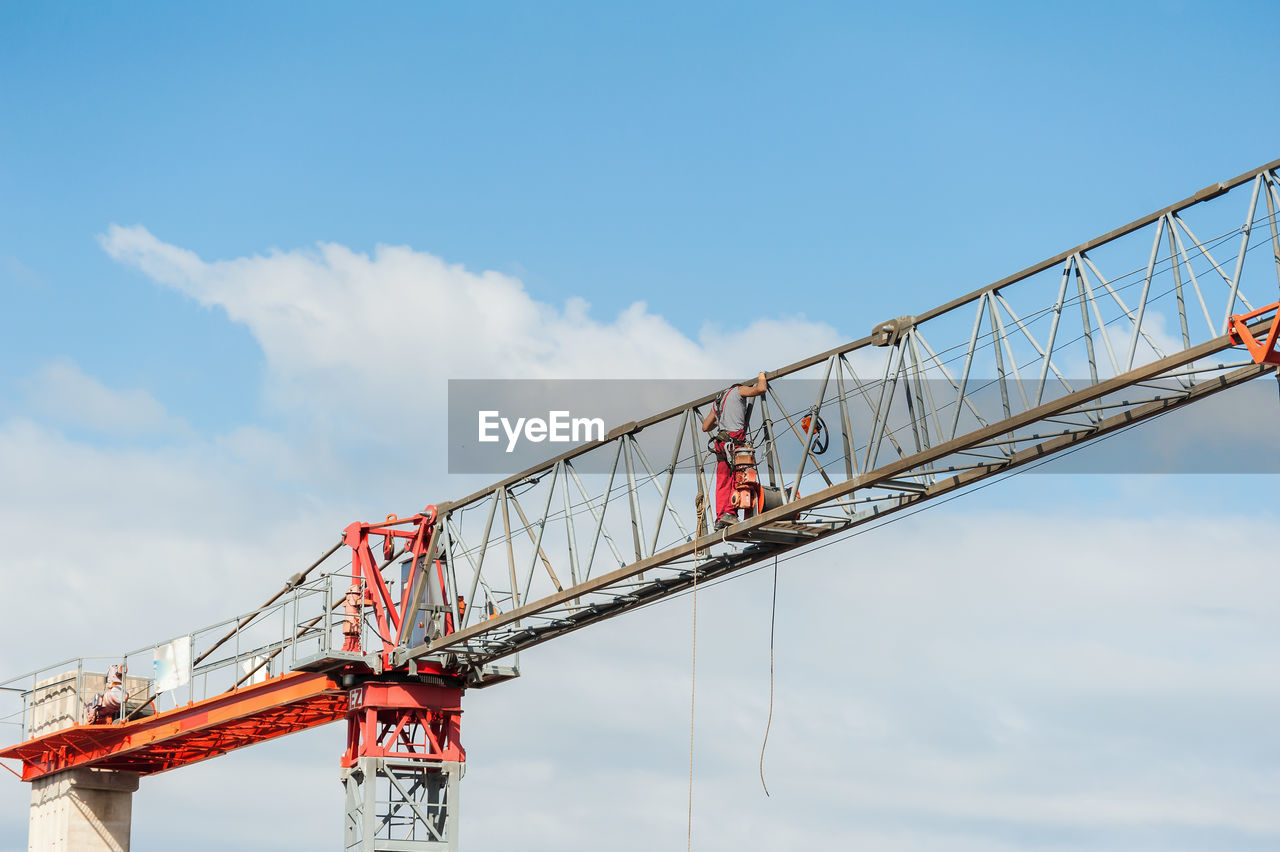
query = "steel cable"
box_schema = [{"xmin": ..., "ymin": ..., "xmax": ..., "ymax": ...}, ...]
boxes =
[
  {"xmin": 759, "ymin": 554, "xmax": 777, "ymax": 797},
  {"xmin": 686, "ymin": 556, "xmax": 698, "ymax": 851}
]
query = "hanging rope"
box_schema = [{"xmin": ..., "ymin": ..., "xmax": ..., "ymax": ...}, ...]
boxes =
[
  {"xmin": 759, "ymin": 555, "xmax": 778, "ymax": 796},
  {"xmin": 688, "ymin": 463, "xmax": 710, "ymax": 848},
  {"xmin": 687, "ymin": 558, "xmax": 698, "ymax": 851}
]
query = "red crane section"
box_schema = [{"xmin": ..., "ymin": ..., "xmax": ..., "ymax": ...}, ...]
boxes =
[
  {"xmin": 0, "ymin": 671, "xmax": 345, "ymax": 781},
  {"xmin": 0, "ymin": 509, "xmax": 465, "ymax": 785},
  {"xmin": 1228, "ymin": 301, "xmax": 1280, "ymax": 364}
]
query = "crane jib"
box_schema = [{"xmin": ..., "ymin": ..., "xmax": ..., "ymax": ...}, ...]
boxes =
[{"xmin": 4, "ymin": 156, "xmax": 1280, "ymax": 852}]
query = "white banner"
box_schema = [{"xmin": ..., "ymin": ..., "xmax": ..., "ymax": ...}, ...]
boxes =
[
  {"xmin": 153, "ymin": 636, "xmax": 192, "ymax": 693},
  {"xmin": 240, "ymin": 656, "xmax": 270, "ymax": 686}
]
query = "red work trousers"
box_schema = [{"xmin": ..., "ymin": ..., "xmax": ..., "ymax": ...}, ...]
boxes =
[{"xmin": 713, "ymin": 429, "xmax": 746, "ymax": 518}]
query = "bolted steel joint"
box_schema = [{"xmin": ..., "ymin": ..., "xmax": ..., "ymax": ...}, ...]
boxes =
[{"xmin": 871, "ymin": 315, "xmax": 916, "ymax": 347}]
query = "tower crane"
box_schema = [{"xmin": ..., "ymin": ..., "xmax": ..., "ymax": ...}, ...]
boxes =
[{"xmin": 4, "ymin": 157, "xmax": 1280, "ymax": 851}]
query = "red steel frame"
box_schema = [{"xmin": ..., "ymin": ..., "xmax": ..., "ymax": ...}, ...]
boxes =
[
  {"xmin": 0, "ymin": 510, "xmax": 466, "ymax": 786},
  {"xmin": 1228, "ymin": 302, "xmax": 1280, "ymax": 365},
  {"xmin": 343, "ymin": 506, "xmax": 453, "ymax": 669},
  {"xmin": 342, "ymin": 682, "xmax": 464, "ymax": 768},
  {"xmin": 0, "ymin": 671, "xmax": 347, "ymax": 781}
]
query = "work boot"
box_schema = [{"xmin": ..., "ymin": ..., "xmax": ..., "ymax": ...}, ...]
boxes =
[{"xmin": 714, "ymin": 511, "xmax": 738, "ymax": 530}]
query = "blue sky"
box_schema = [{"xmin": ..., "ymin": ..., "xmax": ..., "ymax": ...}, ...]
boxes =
[
  {"xmin": 2, "ymin": 3, "xmax": 1280, "ymax": 851},
  {"xmin": 4, "ymin": 2, "xmax": 1278, "ymax": 433}
]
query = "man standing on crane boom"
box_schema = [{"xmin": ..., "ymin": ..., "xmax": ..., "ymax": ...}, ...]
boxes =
[{"xmin": 702, "ymin": 371, "xmax": 767, "ymax": 530}]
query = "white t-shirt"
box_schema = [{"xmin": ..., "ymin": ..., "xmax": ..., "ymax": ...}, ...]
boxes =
[{"xmin": 718, "ymin": 387, "xmax": 753, "ymax": 433}]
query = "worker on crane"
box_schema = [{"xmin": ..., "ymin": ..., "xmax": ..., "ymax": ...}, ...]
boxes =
[
  {"xmin": 85, "ymin": 664, "xmax": 128, "ymax": 725},
  {"xmin": 342, "ymin": 584, "xmax": 363, "ymax": 653},
  {"xmin": 702, "ymin": 372, "xmax": 767, "ymax": 530}
]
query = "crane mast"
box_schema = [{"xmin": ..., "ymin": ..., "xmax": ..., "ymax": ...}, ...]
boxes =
[{"xmin": 4, "ymin": 157, "xmax": 1280, "ymax": 851}]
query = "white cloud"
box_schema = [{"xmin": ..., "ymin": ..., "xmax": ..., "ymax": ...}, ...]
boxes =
[
  {"xmin": 449, "ymin": 499, "xmax": 1280, "ymax": 850},
  {"xmin": 96, "ymin": 225, "xmax": 845, "ymax": 415},
  {"xmin": 0, "ymin": 416, "xmax": 349, "ymax": 667},
  {"xmin": 0, "ymin": 229, "xmax": 1277, "ymax": 851},
  {"xmin": 20, "ymin": 359, "xmax": 188, "ymax": 437}
]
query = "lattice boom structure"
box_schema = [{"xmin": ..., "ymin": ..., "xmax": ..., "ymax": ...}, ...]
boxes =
[{"xmin": 3, "ymin": 157, "xmax": 1279, "ymax": 851}]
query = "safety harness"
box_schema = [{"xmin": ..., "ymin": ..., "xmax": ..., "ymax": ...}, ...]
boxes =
[{"xmin": 709, "ymin": 385, "xmax": 755, "ymax": 454}]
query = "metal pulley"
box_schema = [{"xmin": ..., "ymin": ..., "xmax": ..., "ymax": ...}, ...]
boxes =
[{"xmin": 871, "ymin": 315, "xmax": 915, "ymax": 347}]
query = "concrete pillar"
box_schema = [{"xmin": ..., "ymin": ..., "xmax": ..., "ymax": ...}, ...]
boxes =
[{"xmin": 28, "ymin": 768, "xmax": 139, "ymax": 852}]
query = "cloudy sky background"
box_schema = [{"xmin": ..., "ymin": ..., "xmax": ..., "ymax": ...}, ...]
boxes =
[{"xmin": 2, "ymin": 2, "xmax": 1280, "ymax": 849}]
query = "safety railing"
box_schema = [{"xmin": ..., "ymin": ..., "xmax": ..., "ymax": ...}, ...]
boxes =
[{"xmin": 0, "ymin": 570, "xmax": 359, "ymax": 746}]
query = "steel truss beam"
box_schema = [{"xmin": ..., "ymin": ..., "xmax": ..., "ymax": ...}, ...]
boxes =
[
  {"xmin": 341, "ymin": 683, "xmax": 465, "ymax": 852},
  {"xmin": 5, "ymin": 161, "xmax": 1280, "ymax": 852},
  {"xmin": 378, "ymin": 157, "xmax": 1280, "ymax": 672}
]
